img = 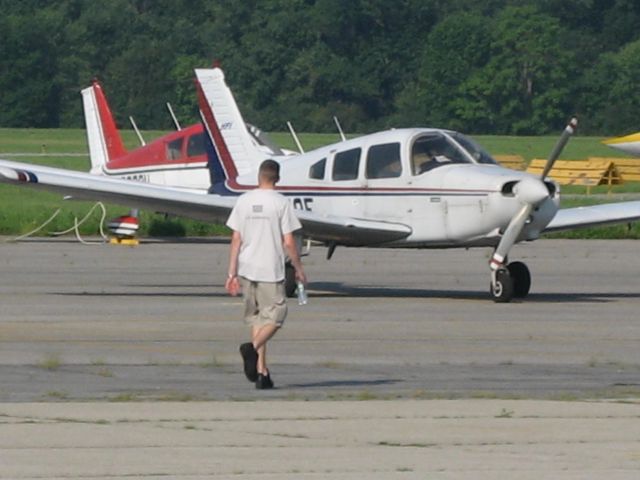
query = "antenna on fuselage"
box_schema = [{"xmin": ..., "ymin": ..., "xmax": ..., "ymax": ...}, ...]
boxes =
[
  {"xmin": 166, "ymin": 102, "xmax": 182, "ymax": 131},
  {"xmin": 333, "ymin": 116, "xmax": 346, "ymax": 142},
  {"xmin": 287, "ymin": 121, "xmax": 305, "ymax": 153},
  {"xmin": 128, "ymin": 116, "xmax": 146, "ymax": 146}
]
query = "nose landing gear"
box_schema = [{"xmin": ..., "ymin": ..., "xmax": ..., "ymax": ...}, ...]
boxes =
[
  {"xmin": 488, "ymin": 118, "xmax": 577, "ymax": 303},
  {"xmin": 490, "ymin": 260, "xmax": 531, "ymax": 303}
]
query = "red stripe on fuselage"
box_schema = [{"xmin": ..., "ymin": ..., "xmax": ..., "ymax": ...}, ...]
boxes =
[
  {"xmin": 222, "ymin": 181, "xmax": 493, "ymax": 195},
  {"xmin": 105, "ymin": 124, "xmax": 206, "ymax": 170}
]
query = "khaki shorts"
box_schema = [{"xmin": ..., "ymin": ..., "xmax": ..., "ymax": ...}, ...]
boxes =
[{"xmin": 240, "ymin": 278, "xmax": 288, "ymax": 327}]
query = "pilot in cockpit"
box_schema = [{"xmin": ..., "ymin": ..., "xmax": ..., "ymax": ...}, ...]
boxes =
[{"xmin": 412, "ymin": 139, "xmax": 453, "ymax": 174}]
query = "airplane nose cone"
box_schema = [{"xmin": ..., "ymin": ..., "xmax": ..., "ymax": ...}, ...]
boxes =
[{"xmin": 513, "ymin": 177, "xmax": 549, "ymax": 205}]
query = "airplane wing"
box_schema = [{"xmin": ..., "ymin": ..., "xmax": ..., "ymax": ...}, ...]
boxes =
[
  {"xmin": 0, "ymin": 159, "xmax": 411, "ymax": 245},
  {"xmin": 544, "ymin": 201, "xmax": 640, "ymax": 233},
  {"xmin": 0, "ymin": 159, "xmax": 236, "ymax": 223}
]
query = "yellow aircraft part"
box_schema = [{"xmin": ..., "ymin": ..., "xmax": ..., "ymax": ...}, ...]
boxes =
[{"xmin": 602, "ymin": 131, "xmax": 640, "ymax": 145}]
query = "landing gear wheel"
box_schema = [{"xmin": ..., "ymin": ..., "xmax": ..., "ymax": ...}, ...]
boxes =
[
  {"xmin": 284, "ymin": 263, "xmax": 296, "ymax": 298},
  {"xmin": 507, "ymin": 261, "xmax": 531, "ymax": 298},
  {"xmin": 490, "ymin": 268, "xmax": 514, "ymax": 303}
]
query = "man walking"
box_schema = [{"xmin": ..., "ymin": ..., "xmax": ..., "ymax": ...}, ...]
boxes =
[{"xmin": 225, "ymin": 159, "xmax": 306, "ymax": 389}]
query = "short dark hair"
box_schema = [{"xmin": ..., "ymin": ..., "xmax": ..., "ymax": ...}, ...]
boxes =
[{"xmin": 259, "ymin": 159, "xmax": 280, "ymax": 183}]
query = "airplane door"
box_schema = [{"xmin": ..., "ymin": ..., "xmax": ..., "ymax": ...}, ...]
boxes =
[
  {"xmin": 328, "ymin": 147, "xmax": 366, "ymax": 218},
  {"xmin": 363, "ymin": 142, "xmax": 409, "ymax": 221},
  {"xmin": 404, "ymin": 134, "xmax": 450, "ymax": 242}
]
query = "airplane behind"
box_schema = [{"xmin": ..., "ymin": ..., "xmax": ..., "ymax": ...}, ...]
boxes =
[
  {"xmin": 3, "ymin": 67, "xmax": 640, "ymax": 303},
  {"xmin": 602, "ymin": 131, "xmax": 640, "ymax": 156},
  {"xmin": 81, "ymin": 70, "xmax": 289, "ymax": 189}
]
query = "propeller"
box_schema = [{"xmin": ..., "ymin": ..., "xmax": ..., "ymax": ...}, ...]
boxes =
[
  {"xmin": 541, "ymin": 117, "xmax": 578, "ymax": 180},
  {"xmin": 490, "ymin": 117, "xmax": 578, "ymax": 272}
]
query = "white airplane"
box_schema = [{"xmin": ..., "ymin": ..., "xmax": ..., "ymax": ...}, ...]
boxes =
[
  {"xmin": 3, "ymin": 67, "xmax": 640, "ymax": 303},
  {"xmin": 603, "ymin": 131, "xmax": 640, "ymax": 156}
]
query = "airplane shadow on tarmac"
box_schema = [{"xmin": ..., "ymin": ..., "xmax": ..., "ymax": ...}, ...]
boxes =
[
  {"xmin": 50, "ymin": 282, "xmax": 640, "ymax": 303},
  {"xmin": 309, "ymin": 282, "xmax": 640, "ymax": 303}
]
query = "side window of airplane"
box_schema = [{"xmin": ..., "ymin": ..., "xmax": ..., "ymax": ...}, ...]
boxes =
[
  {"xmin": 309, "ymin": 158, "xmax": 326, "ymax": 180},
  {"xmin": 187, "ymin": 133, "xmax": 205, "ymax": 157},
  {"xmin": 166, "ymin": 138, "xmax": 184, "ymax": 161},
  {"xmin": 332, "ymin": 148, "xmax": 361, "ymax": 181},
  {"xmin": 366, "ymin": 143, "xmax": 401, "ymax": 179}
]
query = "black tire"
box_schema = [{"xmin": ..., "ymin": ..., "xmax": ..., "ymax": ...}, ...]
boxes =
[
  {"xmin": 508, "ymin": 261, "xmax": 531, "ymax": 298},
  {"xmin": 490, "ymin": 268, "xmax": 514, "ymax": 303},
  {"xmin": 284, "ymin": 263, "xmax": 296, "ymax": 298}
]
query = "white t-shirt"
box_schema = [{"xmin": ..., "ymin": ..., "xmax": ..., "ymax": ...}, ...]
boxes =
[{"xmin": 226, "ymin": 188, "xmax": 302, "ymax": 282}]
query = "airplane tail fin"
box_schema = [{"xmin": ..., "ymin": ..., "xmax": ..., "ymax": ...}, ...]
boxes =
[
  {"xmin": 194, "ymin": 68, "xmax": 279, "ymax": 180},
  {"xmin": 81, "ymin": 80, "xmax": 127, "ymax": 174}
]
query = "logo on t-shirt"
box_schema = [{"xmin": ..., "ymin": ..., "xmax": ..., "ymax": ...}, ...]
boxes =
[{"xmin": 252, "ymin": 204, "xmax": 263, "ymax": 213}]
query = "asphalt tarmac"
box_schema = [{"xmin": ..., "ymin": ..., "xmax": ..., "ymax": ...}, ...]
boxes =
[
  {"xmin": 1, "ymin": 238, "xmax": 639, "ymax": 479},
  {"xmin": 1, "ymin": 238, "xmax": 639, "ymax": 402}
]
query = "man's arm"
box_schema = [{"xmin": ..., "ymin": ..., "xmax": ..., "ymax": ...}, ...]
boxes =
[
  {"xmin": 283, "ymin": 232, "xmax": 307, "ymax": 284},
  {"xmin": 225, "ymin": 230, "xmax": 242, "ymax": 295}
]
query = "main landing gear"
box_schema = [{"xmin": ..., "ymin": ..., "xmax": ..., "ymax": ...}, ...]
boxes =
[{"xmin": 490, "ymin": 260, "xmax": 531, "ymax": 303}]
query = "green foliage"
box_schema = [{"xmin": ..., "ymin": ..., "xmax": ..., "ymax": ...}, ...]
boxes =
[
  {"xmin": 0, "ymin": 8, "xmax": 64, "ymax": 127},
  {"xmin": 455, "ymin": 6, "xmax": 575, "ymax": 134},
  {"xmin": 147, "ymin": 217, "xmax": 186, "ymax": 237},
  {"xmin": 0, "ymin": 0, "xmax": 639, "ymax": 134},
  {"xmin": 580, "ymin": 38, "xmax": 640, "ymax": 134},
  {"xmin": 398, "ymin": 12, "xmax": 491, "ymax": 130}
]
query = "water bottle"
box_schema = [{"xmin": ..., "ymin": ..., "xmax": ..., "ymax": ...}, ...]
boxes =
[{"xmin": 296, "ymin": 281, "xmax": 308, "ymax": 305}]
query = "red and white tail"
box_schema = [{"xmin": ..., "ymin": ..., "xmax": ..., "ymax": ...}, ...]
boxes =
[
  {"xmin": 195, "ymin": 68, "xmax": 280, "ymax": 177},
  {"xmin": 81, "ymin": 80, "xmax": 127, "ymax": 174}
]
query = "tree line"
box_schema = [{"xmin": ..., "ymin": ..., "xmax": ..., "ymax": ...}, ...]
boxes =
[{"xmin": 1, "ymin": 0, "xmax": 639, "ymax": 136}]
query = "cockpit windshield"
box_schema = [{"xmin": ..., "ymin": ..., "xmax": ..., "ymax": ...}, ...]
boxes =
[
  {"xmin": 411, "ymin": 133, "xmax": 472, "ymax": 175},
  {"xmin": 448, "ymin": 132, "xmax": 498, "ymax": 165},
  {"xmin": 411, "ymin": 132, "xmax": 498, "ymax": 175}
]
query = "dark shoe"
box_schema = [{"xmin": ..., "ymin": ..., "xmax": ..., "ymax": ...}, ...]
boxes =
[
  {"xmin": 255, "ymin": 373, "xmax": 274, "ymax": 390},
  {"xmin": 239, "ymin": 343, "xmax": 258, "ymax": 382}
]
